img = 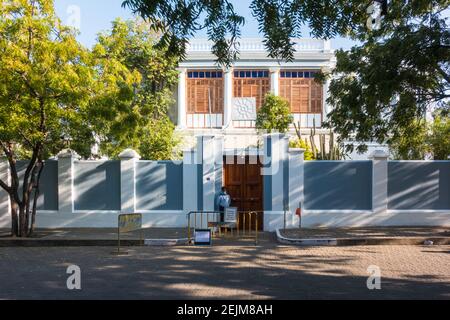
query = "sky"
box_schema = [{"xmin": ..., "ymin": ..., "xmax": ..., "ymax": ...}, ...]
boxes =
[{"xmin": 54, "ymin": 0, "xmax": 357, "ymax": 50}]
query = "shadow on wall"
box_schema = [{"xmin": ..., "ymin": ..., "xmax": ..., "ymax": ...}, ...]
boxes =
[
  {"xmin": 304, "ymin": 161, "xmax": 373, "ymax": 210},
  {"xmin": 74, "ymin": 161, "xmax": 121, "ymax": 211},
  {"xmin": 135, "ymin": 161, "xmax": 183, "ymax": 211},
  {"xmin": 16, "ymin": 160, "xmax": 58, "ymax": 211},
  {"xmin": 388, "ymin": 162, "xmax": 450, "ymax": 210}
]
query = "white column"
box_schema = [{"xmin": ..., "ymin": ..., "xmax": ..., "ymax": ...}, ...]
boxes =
[
  {"xmin": 57, "ymin": 149, "xmax": 80, "ymax": 214},
  {"xmin": 183, "ymin": 148, "xmax": 198, "ymax": 216},
  {"xmin": 263, "ymin": 133, "xmax": 289, "ymax": 231},
  {"xmin": 0, "ymin": 157, "xmax": 10, "ymax": 228},
  {"xmin": 324, "ymin": 40, "xmax": 331, "ymax": 52},
  {"xmin": 223, "ymin": 68, "xmax": 233, "ymax": 128},
  {"xmin": 197, "ymin": 135, "xmax": 216, "ymax": 211},
  {"xmin": 369, "ymin": 150, "xmax": 389, "ymax": 215},
  {"xmin": 270, "ymin": 67, "xmax": 280, "ymax": 96},
  {"xmin": 288, "ymin": 148, "xmax": 304, "ymax": 228},
  {"xmin": 177, "ymin": 68, "xmax": 187, "ymax": 128},
  {"xmin": 119, "ymin": 148, "xmax": 141, "ymax": 213}
]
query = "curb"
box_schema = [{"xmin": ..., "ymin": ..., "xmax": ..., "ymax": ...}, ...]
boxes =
[
  {"xmin": 276, "ymin": 229, "xmax": 337, "ymax": 246},
  {"xmin": 275, "ymin": 229, "xmax": 450, "ymax": 246},
  {"xmin": 144, "ymin": 238, "xmax": 189, "ymax": 246},
  {"xmin": 0, "ymin": 238, "xmax": 189, "ymax": 247}
]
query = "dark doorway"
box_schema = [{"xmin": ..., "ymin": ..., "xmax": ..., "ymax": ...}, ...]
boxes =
[{"xmin": 223, "ymin": 156, "xmax": 264, "ymax": 230}]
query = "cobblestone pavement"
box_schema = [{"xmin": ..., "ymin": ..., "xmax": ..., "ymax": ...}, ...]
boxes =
[{"xmin": 0, "ymin": 244, "xmax": 449, "ymax": 299}]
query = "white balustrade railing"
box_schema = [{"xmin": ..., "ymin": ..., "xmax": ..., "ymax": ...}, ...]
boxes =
[{"xmin": 186, "ymin": 38, "xmax": 329, "ymax": 53}]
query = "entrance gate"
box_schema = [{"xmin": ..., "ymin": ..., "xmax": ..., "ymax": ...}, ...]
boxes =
[{"xmin": 223, "ymin": 156, "xmax": 264, "ymax": 230}]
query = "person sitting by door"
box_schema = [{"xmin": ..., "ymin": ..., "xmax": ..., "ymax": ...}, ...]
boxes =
[{"xmin": 216, "ymin": 187, "xmax": 231, "ymax": 222}]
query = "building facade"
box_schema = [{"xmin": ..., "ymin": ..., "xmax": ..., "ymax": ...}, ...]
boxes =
[{"xmin": 175, "ymin": 38, "xmax": 336, "ymax": 149}]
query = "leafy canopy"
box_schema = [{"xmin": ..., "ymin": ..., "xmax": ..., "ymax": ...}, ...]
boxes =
[
  {"xmin": 90, "ymin": 18, "xmax": 180, "ymax": 160},
  {"xmin": 389, "ymin": 110, "xmax": 450, "ymax": 160},
  {"xmin": 0, "ymin": 0, "xmax": 95, "ymax": 159},
  {"xmin": 122, "ymin": 0, "xmax": 371, "ymax": 65},
  {"xmin": 326, "ymin": 1, "xmax": 450, "ymax": 152}
]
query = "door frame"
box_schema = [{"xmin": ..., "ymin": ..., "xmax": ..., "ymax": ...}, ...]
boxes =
[{"xmin": 222, "ymin": 154, "xmax": 264, "ymax": 230}]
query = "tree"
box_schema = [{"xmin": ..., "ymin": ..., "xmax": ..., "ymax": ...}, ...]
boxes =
[
  {"xmin": 91, "ymin": 18, "xmax": 180, "ymax": 160},
  {"xmin": 326, "ymin": 1, "xmax": 449, "ymax": 152},
  {"xmin": 0, "ymin": 0, "xmax": 95, "ymax": 236},
  {"xmin": 428, "ymin": 110, "xmax": 450, "ymax": 160},
  {"xmin": 121, "ymin": 0, "xmax": 368, "ymax": 65},
  {"xmin": 123, "ymin": 0, "xmax": 449, "ymax": 150},
  {"xmin": 389, "ymin": 110, "xmax": 450, "ymax": 160},
  {"xmin": 389, "ymin": 121, "xmax": 429, "ymax": 160},
  {"xmin": 255, "ymin": 94, "xmax": 293, "ymax": 133}
]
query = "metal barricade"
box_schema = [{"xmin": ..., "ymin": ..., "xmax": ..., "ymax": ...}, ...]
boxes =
[
  {"xmin": 187, "ymin": 210, "xmax": 262, "ymax": 245},
  {"xmin": 236, "ymin": 211, "xmax": 262, "ymax": 245},
  {"xmin": 187, "ymin": 211, "xmax": 222, "ymax": 244}
]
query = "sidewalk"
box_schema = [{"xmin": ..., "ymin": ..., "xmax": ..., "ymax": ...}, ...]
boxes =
[
  {"xmin": 0, "ymin": 227, "xmax": 273, "ymax": 247},
  {"xmin": 277, "ymin": 226, "xmax": 450, "ymax": 246},
  {"xmin": 0, "ymin": 228, "xmax": 189, "ymax": 247},
  {"xmin": 1, "ymin": 226, "xmax": 450, "ymax": 247}
]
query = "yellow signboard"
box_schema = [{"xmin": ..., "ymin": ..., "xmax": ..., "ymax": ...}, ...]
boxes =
[{"xmin": 118, "ymin": 213, "xmax": 142, "ymax": 233}]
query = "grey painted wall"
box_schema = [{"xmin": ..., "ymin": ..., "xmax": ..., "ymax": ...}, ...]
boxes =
[
  {"xmin": 136, "ymin": 161, "xmax": 183, "ymax": 210},
  {"xmin": 388, "ymin": 161, "xmax": 450, "ymax": 210},
  {"xmin": 16, "ymin": 160, "xmax": 58, "ymax": 211},
  {"xmin": 304, "ymin": 161, "xmax": 373, "ymax": 210},
  {"xmin": 73, "ymin": 161, "xmax": 121, "ymax": 211}
]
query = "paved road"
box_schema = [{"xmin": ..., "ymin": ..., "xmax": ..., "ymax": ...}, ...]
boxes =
[{"xmin": 0, "ymin": 243, "xmax": 449, "ymax": 299}]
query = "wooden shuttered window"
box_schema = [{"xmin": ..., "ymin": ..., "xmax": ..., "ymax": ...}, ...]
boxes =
[
  {"xmin": 279, "ymin": 78, "xmax": 323, "ymax": 113},
  {"xmin": 186, "ymin": 71, "xmax": 224, "ymax": 114},
  {"xmin": 233, "ymin": 71, "xmax": 270, "ymax": 110}
]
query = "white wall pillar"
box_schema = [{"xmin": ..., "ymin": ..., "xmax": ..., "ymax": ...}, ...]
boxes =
[
  {"xmin": 369, "ymin": 150, "xmax": 389, "ymax": 215},
  {"xmin": 270, "ymin": 67, "xmax": 280, "ymax": 96},
  {"xmin": 288, "ymin": 148, "xmax": 304, "ymax": 228},
  {"xmin": 223, "ymin": 68, "xmax": 233, "ymax": 128},
  {"xmin": 177, "ymin": 68, "xmax": 187, "ymax": 128},
  {"xmin": 197, "ymin": 135, "xmax": 217, "ymax": 211},
  {"xmin": 57, "ymin": 149, "xmax": 80, "ymax": 214},
  {"xmin": 183, "ymin": 149, "xmax": 198, "ymax": 216},
  {"xmin": 263, "ymin": 133, "xmax": 289, "ymax": 231},
  {"xmin": 119, "ymin": 149, "xmax": 141, "ymax": 213},
  {"xmin": 0, "ymin": 157, "xmax": 10, "ymax": 228}
]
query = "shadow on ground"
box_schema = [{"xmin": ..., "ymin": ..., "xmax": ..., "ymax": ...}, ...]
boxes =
[{"xmin": 0, "ymin": 244, "xmax": 449, "ymax": 300}]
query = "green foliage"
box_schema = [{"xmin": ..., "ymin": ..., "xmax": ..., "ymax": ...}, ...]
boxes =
[
  {"xmin": 324, "ymin": 1, "xmax": 449, "ymax": 152},
  {"xmin": 428, "ymin": 111, "xmax": 450, "ymax": 160},
  {"xmin": 289, "ymin": 139, "xmax": 315, "ymax": 160},
  {"xmin": 91, "ymin": 18, "xmax": 180, "ymax": 160},
  {"xmin": 389, "ymin": 111, "xmax": 450, "ymax": 160},
  {"xmin": 122, "ymin": 0, "xmax": 245, "ymax": 67},
  {"xmin": 122, "ymin": 0, "xmax": 372, "ymax": 65},
  {"xmin": 0, "ymin": 0, "xmax": 94, "ymax": 156},
  {"xmin": 389, "ymin": 121, "xmax": 429, "ymax": 160},
  {"xmin": 256, "ymin": 94, "xmax": 293, "ymax": 133}
]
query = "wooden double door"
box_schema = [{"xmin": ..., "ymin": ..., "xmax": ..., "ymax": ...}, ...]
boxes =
[{"xmin": 223, "ymin": 156, "xmax": 264, "ymax": 230}]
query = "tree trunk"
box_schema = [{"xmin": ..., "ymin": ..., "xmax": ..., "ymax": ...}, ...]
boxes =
[
  {"xmin": 18, "ymin": 204, "xmax": 26, "ymax": 237},
  {"xmin": 29, "ymin": 161, "xmax": 44, "ymax": 236},
  {"xmin": 10, "ymin": 199, "xmax": 18, "ymax": 237}
]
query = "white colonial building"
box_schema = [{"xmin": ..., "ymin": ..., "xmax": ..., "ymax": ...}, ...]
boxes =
[{"xmin": 174, "ymin": 38, "xmax": 336, "ymax": 149}]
